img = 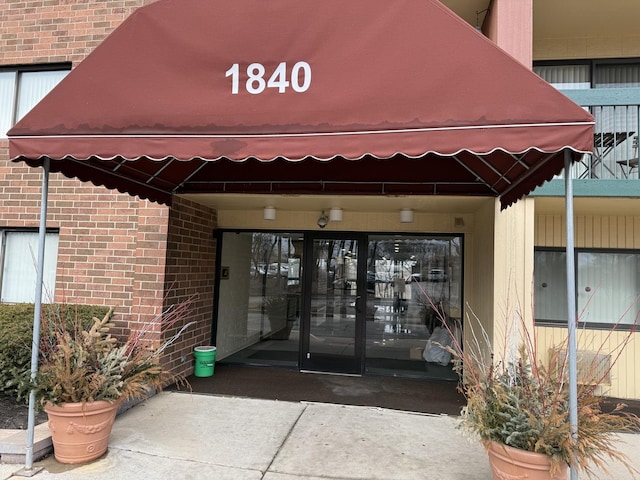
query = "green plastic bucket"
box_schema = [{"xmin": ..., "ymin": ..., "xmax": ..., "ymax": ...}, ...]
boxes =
[{"xmin": 193, "ymin": 346, "xmax": 217, "ymax": 377}]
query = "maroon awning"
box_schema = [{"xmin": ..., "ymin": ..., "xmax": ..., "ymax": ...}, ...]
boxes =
[{"xmin": 8, "ymin": 0, "xmax": 593, "ymax": 208}]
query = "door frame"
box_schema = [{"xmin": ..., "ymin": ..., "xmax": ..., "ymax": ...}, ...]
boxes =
[{"xmin": 299, "ymin": 232, "xmax": 367, "ymax": 374}]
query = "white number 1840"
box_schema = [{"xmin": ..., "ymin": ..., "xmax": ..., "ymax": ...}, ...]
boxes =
[{"xmin": 225, "ymin": 61, "xmax": 312, "ymax": 95}]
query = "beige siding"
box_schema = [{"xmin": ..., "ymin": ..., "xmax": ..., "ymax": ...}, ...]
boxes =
[
  {"xmin": 537, "ymin": 326, "xmax": 640, "ymax": 400},
  {"xmin": 536, "ymin": 214, "xmax": 640, "ymax": 249},
  {"xmin": 468, "ymin": 200, "xmax": 496, "ymax": 359},
  {"xmin": 492, "ymin": 199, "xmax": 536, "ymax": 359},
  {"xmin": 535, "ymin": 209, "xmax": 640, "ymax": 400}
]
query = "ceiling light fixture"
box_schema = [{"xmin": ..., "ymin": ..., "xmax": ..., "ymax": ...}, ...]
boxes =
[
  {"xmin": 329, "ymin": 208, "xmax": 343, "ymax": 222},
  {"xmin": 399, "ymin": 208, "xmax": 414, "ymax": 223},
  {"xmin": 263, "ymin": 206, "xmax": 276, "ymax": 220}
]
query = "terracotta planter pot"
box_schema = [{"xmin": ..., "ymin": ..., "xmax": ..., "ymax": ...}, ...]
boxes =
[
  {"xmin": 487, "ymin": 442, "xmax": 568, "ymax": 480},
  {"xmin": 45, "ymin": 400, "xmax": 120, "ymax": 464}
]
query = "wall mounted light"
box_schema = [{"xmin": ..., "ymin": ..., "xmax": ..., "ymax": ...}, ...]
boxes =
[
  {"xmin": 317, "ymin": 211, "xmax": 329, "ymax": 228},
  {"xmin": 399, "ymin": 208, "xmax": 414, "ymax": 223},
  {"xmin": 329, "ymin": 208, "xmax": 343, "ymax": 222},
  {"xmin": 263, "ymin": 206, "xmax": 276, "ymax": 220}
]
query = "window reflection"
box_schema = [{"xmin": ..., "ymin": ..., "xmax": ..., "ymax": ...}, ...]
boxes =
[
  {"xmin": 217, "ymin": 232, "xmax": 302, "ymax": 366},
  {"xmin": 217, "ymin": 231, "xmax": 464, "ymax": 380},
  {"xmin": 365, "ymin": 235, "xmax": 463, "ymax": 380}
]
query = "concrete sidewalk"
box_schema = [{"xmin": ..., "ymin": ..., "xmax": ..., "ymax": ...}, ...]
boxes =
[{"xmin": 1, "ymin": 392, "xmax": 639, "ymax": 479}]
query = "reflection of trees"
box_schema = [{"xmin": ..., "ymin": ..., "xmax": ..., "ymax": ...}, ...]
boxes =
[
  {"xmin": 251, "ymin": 233, "xmax": 278, "ymax": 276},
  {"xmin": 317, "ymin": 239, "xmax": 358, "ymax": 290},
  {"xmin": 251, "ymin": 233, "xmax": 298, "ymax": 284},
  {"xmin": 364, "ymin": 237, "xmax": 463, "ymax": 320}
]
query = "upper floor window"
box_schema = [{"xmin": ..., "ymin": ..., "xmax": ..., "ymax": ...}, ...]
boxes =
[
  {"xmin": 534, "ymin": 64, "xmax": 590, "ymax": 90},
  {"xmin": 0, "ymin": 64, "xmax": 70, "ymax": 138},
  {"xmin": 533, "ymin": 59, "xmax": 640, "ymax": 90}
]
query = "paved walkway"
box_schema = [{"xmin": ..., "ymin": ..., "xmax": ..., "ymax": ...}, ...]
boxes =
[{"xmin": 1, "ymin": 392, "xmax": 639, "ymax": 479}]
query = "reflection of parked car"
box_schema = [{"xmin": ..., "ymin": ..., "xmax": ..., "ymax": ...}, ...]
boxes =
[
  {"xmin": 427, "ymin": 268, "xmax": 446, "ymax": 282},
  {"xmin": 250, "ymin": 264, "xmax": 266, "ymax": 276},
  {"xmin": 267, "ymin": 263, "xmax": 289, "ymax": 277},
  {"xmin": 405, "ymin": 273, "xmax": 422, "ymax": 283}
]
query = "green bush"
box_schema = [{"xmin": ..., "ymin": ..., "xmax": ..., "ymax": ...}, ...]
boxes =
[{"xmin": 0, "ymin": 303, "xmax": 111, "ymax": 400}]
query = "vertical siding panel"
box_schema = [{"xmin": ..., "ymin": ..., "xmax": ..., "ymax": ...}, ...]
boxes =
[
  {"xmin": 618, "ymin": 216, "xmax": 627, "ymax": 248},
  {"xmin": 600, "ymin": 216, "xmax": 609, "ymax": 247},
  {"xmin": 546, "ymin": 215, "xmax": 555, "ymax": 246},
  {"xmin": 539, "ymin": 215, "xmax": 547, "ymax": 245},
  {"xmin": 629, "ymin": 337, "xmax": 636, "ymax": 399},
  {"xmin": 575, "ymin": 215, "xmax": 585, "ymax": 248},
  {"xmin": 537, "ymin": 326, "xmax": 640, "ymax": 399},
  {"xmin": 593, "ymin": 216, "xmax": 601, "ymax": 248},
  {"xmin": 608, "ymin": 216, "xmax": 617, "ymax": 247},
  {"xmin": 553, "ymin": 214, "xmax": 563, "ymax": 246},
  {"xmin": 541, "ymin": 215, "xmax": 550, "ymax": 246},
  {"xmin": 546, "ymin": 215, "xmax": 555, "ymax": 247}
]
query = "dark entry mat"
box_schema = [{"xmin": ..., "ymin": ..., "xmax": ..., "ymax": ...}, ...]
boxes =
[{"xmin": 174, "ymin": 364, "xmax": 466, "ymax": 416}]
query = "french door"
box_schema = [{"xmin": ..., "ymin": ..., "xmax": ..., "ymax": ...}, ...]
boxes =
[{"xmin": 300, "ymin": 233, "xmax": 366, "ymax": 374}]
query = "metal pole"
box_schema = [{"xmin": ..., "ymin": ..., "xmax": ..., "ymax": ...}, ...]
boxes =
[
  {"xmin": 24, "ymin": 158, "xmax": 50, "ymax": 472},
  {"xmin": 564, "ymin": 149, "xmax": 579, "ymax": 480}
]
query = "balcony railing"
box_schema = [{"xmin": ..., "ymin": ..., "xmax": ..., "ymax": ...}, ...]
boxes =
[{"xmin": 563, "ymin": 88, "xmax": 640, "ymax": 181}]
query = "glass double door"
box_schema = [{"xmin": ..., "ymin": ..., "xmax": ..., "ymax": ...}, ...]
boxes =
[
  {"xmin": 216, "ymin": 230, "xmax": 462, "ymax": 379},
  {"xmin": 300, "ymin": 234, "xmax": 366, "ymax": 374}
]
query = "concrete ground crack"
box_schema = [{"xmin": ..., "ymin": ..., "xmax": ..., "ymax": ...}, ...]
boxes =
[{"xmin": 260, "ymin": 403, "xmax": 308, "ymax": 479}]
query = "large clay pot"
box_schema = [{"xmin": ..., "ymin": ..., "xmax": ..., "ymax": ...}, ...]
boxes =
[
  {"xmin": 487, "ymin": 442, "xmax": 568, "ymax": 480},
  {"xmin": 45, "ymin": 400, "xmax": 120, "ymax": 464}
]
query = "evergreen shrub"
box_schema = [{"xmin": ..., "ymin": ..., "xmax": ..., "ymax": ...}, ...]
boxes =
[{"xmin": 0, "ymin": 303, "xmax": 110, "ymax": 399}]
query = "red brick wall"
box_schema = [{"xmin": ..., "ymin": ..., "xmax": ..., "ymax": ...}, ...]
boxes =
[
  {"xmin": 0, "ymin": 1, "xmax": 217, "ymax": 374},
  {"xmin": 161, "ymin": 196, "xmax": 217, "ymax": 377},
  {"xmin": 1, "ymin": 0, "xmax": 154, "ymax": 65}
]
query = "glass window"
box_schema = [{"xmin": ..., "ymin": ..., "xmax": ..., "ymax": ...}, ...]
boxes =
[
  {"xmin": 595, "ymin": 63, "xmax": 640, "ymax": 88},
  {"xmin": 365, "ymin": 235, "xmax": 463, "ymax": 379},
  {"xmin": 534, "ymin": 250, "xmax": 568, "ymax": 322},
  {"xmin": 533, "ymin": 60, "xmax": 640, "ymax": 89},
  {"xmin": 1, "ymin": 230, "xmax": 59, "ymax": 303},
  {"xmin": 0, "ymin": 66, "xmax": 69, "ymax": 138},
  {"xmin": 577, "ymin": 251, "xmax": 640, "ymax": 325},
  {"xmin": 16, "ymin": 70, "xmax": 69, "ymax": 120},
  {"xmin": 533, "ymin": 64, "xmax": 590, "ymax": 89},
  {"xmin": 0, "ymin": 71, "xmax": 16, "ymax": 138},
  {"xmin": 215, "ymin": 231, "xmax": 303, "ymax": 366},
  {"xmin": 535, "ymin": 249, "xmax": 640, "ymax": 327}
]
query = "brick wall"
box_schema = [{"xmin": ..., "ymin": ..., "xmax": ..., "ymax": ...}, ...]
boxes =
[
  {"xmin": 161, "ymin": 196, "xmax": 217, "ymax": 377},
  {"xmin": 1, "ymin": 0, "xmax": 154, "ymax": 65},
  {"xmin": 1, "ymin": 0, "xmax": 220, "ymax": 380}
]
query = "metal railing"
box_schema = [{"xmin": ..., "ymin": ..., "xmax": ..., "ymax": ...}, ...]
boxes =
[{"xmin": 562, "ymin": 89, "xmax": 640, "ymax": 180}]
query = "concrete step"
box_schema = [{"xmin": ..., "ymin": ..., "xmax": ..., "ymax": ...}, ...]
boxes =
[{"xmin": 0, "ymin": 423, "xmax": 52, "ymax": 464}]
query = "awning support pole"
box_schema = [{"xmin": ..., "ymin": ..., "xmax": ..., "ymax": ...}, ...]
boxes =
[
  {"xmin": 24, "ymin": 158, "xmax": 50, "ymax": 473},
  {"xmin": 564, "ymin": 149, "xmax": 579, "ymax": 480}
]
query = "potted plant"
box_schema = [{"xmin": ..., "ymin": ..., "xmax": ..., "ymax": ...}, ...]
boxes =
[
  {"xmin": 33, "ymin": 299, "xmax": 194, "ymax": 464},
  {"xmin": 264, "ymin": 295, "xmax": 295, "ymax": 340},
  {"xmin": 432, "ymin": 305, "xmax": 640, "ymax": 480}
]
